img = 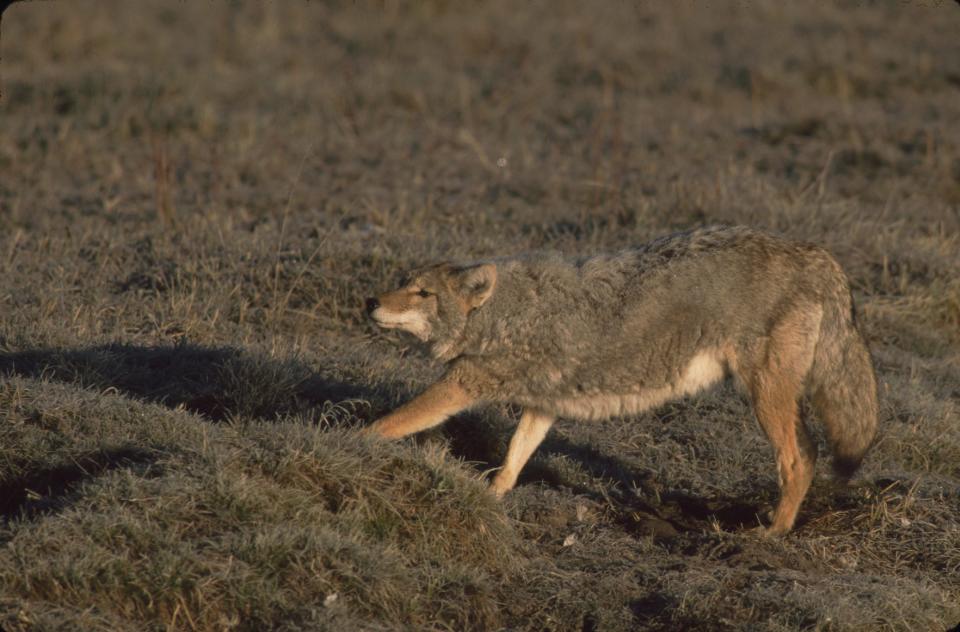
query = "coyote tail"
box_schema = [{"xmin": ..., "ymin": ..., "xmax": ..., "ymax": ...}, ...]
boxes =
[{"xmin": 808, "ymin": 285, "xmax": 879, "ymax": 479}]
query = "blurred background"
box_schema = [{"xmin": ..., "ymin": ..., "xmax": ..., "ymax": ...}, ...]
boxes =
[{"xmin": 2, "ymin": 0, "xmax": 958, "ymax": 343}]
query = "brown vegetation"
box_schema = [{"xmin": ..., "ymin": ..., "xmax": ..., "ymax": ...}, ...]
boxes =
[{"xmin": 1, "ymin": 1, "xmax": 958, "ymax": 629}]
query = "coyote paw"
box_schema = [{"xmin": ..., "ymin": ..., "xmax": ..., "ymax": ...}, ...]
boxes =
[
  {"xmin": 488, "ymin": 479, "xmax": 512, "ymax": 500},
  {"xmin": 755, "ymin": 524, "xmax": 791, "ymax": 538}
]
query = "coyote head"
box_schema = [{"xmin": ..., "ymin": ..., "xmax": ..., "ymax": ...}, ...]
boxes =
[{"xmin": 366, "ymin": 262, "xmax": 497, "ymax": 359}]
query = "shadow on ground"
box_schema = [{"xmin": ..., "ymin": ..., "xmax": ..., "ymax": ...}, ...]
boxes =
[
  {"xmin": 0, "ymin": 447, "xmax": 159, "ymax": 525},
  {"xmin": 0, "ymin": 343, "xmax": 380, "ymax": 423},
  {"xmin": 445, "ymin": 413, "xmax": 776, "ymax": 538},
  {"xmin": 447, "ymin": 408, "xmax": 903, "ymax": 541}
]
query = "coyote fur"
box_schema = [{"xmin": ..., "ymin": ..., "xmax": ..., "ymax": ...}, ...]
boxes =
[{"xmin": 363, "ymin": 226, "xmax": 878, "ymax": 535}]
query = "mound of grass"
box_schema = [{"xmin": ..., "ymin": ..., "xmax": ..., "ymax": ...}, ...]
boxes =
[{"xmin": 0, "ymin": 378, "xmax": 518, "ymax": 630}]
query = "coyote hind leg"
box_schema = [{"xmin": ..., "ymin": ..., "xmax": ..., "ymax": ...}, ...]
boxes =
[
  {"xmin": 752, "ymin": 374, "xmax": 817, "ymax": 535},
  {"xmin": 747, "ymin": 305, "xmax": 822, "ymax": 536}
]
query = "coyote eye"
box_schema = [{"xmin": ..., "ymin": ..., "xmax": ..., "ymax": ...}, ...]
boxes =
[{"xmin": 417, "ymin": 289, "xmax": 433, "ymax": 298}]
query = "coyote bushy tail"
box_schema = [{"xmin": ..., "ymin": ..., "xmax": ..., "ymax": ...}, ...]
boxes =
[{"xmin": 808, "ymin": 281, "xmax": 879, "ymax": 480}]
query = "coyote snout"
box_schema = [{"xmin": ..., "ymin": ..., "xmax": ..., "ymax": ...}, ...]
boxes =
[
  {"xmin": 365, "ymin": 285, "xmax": 433, "ymax": 342},
  {"xmin": 361, "ymin": 227, "xmax": 879, "ymax": 536}
]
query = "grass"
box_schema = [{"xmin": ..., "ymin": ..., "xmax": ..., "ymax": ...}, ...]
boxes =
[{"xmin": 1, "ymin": 0, "xmax": 959, "ymax": 629}]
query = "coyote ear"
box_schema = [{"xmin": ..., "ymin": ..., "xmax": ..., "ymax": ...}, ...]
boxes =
[{"xmin": 457, "ymin": 263, "xmax": 497, "ymax": 309}]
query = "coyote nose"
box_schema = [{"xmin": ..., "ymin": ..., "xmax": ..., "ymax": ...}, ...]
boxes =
[{"xmin": 365, "ymin": 297, "xmax": 380, "ymax": 314}]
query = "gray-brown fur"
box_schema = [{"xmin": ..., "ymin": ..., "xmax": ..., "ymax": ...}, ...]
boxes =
[{"xmin": 366, "ymin": 226, "xmax": 879, "ymax": 534}]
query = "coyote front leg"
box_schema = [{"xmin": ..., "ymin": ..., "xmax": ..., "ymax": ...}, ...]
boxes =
[
  {"xmin": 363, "ymin": 379, "xmax": 475, "ymax": 439},
  {"xmin": 490, "ymin": 408, "xmax": 556, "ymax": 498}
]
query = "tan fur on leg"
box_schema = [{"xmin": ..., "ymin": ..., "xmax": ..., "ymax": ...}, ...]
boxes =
[
  {"xmin": 490, "ymin": 408, "xmax": 555, "ymax": 498},
  {"xmin": 363, "ymin": 379, "xmax": 474, "ymax": 439},
  {"xmin": 748, "ymin": 305, "xmax": 822, "ymax": 536},
  {"xmin": 752, "ymin": 379, "xmax": 817, "ymax": 536}
]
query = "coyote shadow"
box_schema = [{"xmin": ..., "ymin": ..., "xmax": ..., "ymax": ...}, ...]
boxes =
[
  {"xmin": 457, "ymin": 416, "xmax": 896, "ymax": 538},
  {"xmin": 445, "ymin": 413, "xmax": 773, "ymax": 536},
  {"xmin": 0, "ymin": 343, "xmax": 382, "ymax": 423},
  {"xmin": 535, "ymin": 434, "xmax": 774, "ymax": 535}
]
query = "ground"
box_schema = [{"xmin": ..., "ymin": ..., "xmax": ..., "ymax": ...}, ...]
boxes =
[{"xmin": 1, "ymin": 1, "xmax": 959, "ymax": 630}]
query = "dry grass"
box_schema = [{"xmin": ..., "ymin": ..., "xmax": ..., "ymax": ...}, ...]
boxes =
[{"xmin": 1, "ymin": 1, "xmax": 959, "ymax": 629}]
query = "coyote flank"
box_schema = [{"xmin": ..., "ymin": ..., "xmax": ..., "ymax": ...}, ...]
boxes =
[{"xmin": 363, "ymin": 226, "xmax": 878, "ymax": 535}]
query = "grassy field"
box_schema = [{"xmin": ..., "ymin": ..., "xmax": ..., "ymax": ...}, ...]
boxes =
[{"xmin": 1, "ymin": 1, "xmax": 959, "ymax": 629}]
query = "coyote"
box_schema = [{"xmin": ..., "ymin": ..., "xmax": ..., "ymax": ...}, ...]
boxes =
[{"xmin": 363, "ymin": 226, "xmax": 878, "ymax": 535}]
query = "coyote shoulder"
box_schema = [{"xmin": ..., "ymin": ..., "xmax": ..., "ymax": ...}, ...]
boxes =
[{"xmin": 363, "ymin": 226, "xmax": 878, "ymax": 535}]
